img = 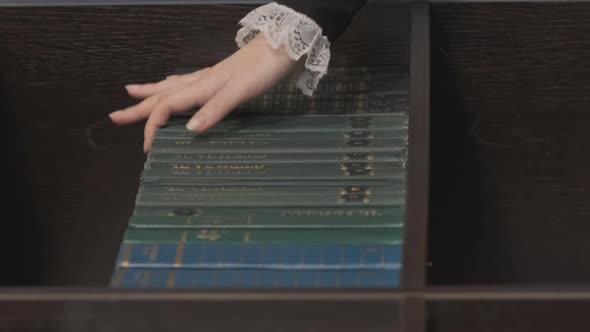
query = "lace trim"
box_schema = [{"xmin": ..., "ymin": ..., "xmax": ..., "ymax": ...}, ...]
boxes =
[{"xmin": 235, "ymin": 2, "xmax": 331, "ymax": 96}]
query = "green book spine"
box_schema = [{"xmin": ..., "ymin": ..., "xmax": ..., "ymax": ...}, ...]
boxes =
[
  {"xmin": 141, "ymin": 161, "xmax": 404, "ymax": 181},
  {"xmin": 123, "ymin": 228, "xmax": 403, "ymax": 244},
  {"xmin": 154, "ymin": 128, "xmax": 407, "ymax": 140},
  {"xmin": 139, "ymin": 170, "xmax": 405, "ymax": 186},
  {"xmin": 138, "ymin": 184, "xmax": 403, "ymax": 196},
  {"xmin": 150, "ymin": 138, "xmax": 406, "ymax": 153},
  {"xmin": 135, "ymin": 187, "xmax": 406, "ymax": 208},
  {"xmin": 140, "ymin": 177, "xmax": 405, "ymax": 187},
  {"xmin": 146, "ymin": 151, "xmax": 406, "ymax": 164},
  {"xmin": 130, "ymin": 206, "xmax": 405, "ymax": 228}
]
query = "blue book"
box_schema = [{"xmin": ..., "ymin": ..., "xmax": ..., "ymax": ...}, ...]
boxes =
[
  {"xmin": 116, "ymin": 242, "xmax": 402, "ymax": 270},
  {"xmin": 110, "ymin": 268, "xmax": 400, "ymax": 288}
]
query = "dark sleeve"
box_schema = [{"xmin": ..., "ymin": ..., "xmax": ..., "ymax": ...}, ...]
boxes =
[{"xmin": 278, "ymin": 0, "xmax": 368, "ymax": 43}]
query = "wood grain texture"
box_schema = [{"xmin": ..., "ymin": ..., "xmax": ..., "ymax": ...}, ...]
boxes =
[
  {"xmin": 402, "ymin": 3, "xmax": 430, "ymax": 291},
  {"xmin": 429, "ymin": 4, "xmax": 590, "ymax": 285},
  {"xmin": 0, "ymin": 4, "xmax": 408, "ymax": 285},
  {"xmin": 429, "ymin": 301, "xmax": 590, "ymax": 332},
  {"xmin": 0, "ymin": 298, "xmax": 399, "ymax": 332}
]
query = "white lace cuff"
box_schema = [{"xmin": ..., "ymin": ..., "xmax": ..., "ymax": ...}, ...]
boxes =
[{"xmin": 235, "ymin": 2, "xmax": 331, "ymax": 96}]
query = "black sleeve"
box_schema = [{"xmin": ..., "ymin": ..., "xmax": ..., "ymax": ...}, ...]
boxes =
[{"xmin": 278, "ymin": 0, "xmax": 368, "ymax": 43}]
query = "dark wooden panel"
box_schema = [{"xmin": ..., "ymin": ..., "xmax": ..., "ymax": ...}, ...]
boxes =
[
  {"xmin": 429, "ymin": 3, "xmax": 590, "ymax": 284},
  {"xmin": 0, "ymin": 291, "xmax": 400, "ymax": 332},
  {"xmin": 0, "ymin": 4, "xmax": 408, "ymax": 285},
  {"xmin": 402, "ymin": 3, "xmax": 430, "ymax": 291},
  {"xmin": 429, "ymin": 300, "xmax": 590, "ymax": 332}
]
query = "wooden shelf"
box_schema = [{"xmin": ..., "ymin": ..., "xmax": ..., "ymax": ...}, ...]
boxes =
[{"xmin": 2, "ymin": 2, "xmax": 590, "ymax": 331}]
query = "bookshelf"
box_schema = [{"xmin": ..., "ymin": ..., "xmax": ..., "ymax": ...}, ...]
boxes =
[{"xmin": 2, "ymin": 1, "xmax": 590, "ymax": 331}]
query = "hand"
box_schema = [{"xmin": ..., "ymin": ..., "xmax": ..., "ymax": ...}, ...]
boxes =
[{"xmin": 109, "ymin": 34, "xmax": 298, "ymax": 152}]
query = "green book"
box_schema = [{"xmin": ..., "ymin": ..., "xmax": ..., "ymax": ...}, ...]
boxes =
[
  {"xmin": 153, "ymin": 128, "xmax": 407, "ymax": 140},
  {"xmin": 146, "ymin": 150, "xmax": 406, "ymax": 164},
  {"xmin": 135, "ymin": 186, "xmax": 406, "ymax": 208},
  {"xmin": 138, "ymin": 184, "xmax": 404, "ymax": 195},
  {"xmin": 123, "ymin": 228, "xmax": 404, "ymax": 244},
  {"xmin": 130, "ymin": 206, "xmax": 405, "ymax": 228},
  {"xmin": 141, "ymin": 161, "xmax": 405, "ymax": 182},
  {"xmin": 150, "ymin": 137, "xmax": 406, "ymax": 153}
]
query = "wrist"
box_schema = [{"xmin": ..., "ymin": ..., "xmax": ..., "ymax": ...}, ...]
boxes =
[{"xmin": 235, "ymin": 2, "xmax": 331, "ymax": 96}]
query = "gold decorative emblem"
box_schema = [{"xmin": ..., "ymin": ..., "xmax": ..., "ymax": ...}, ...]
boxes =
[
  {"xmin": 338, "ymin": 186, "xmax": 372, "ymax": 204},
  {"xmin": 340, "ymin": 162, "xmax": 375, "ymax": 176},
  {"xmin": 342, "ymin": 152, "xmax": 374, "ymax": 161}
]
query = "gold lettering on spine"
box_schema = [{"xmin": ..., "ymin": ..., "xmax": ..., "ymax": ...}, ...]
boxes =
[
  {"xmin": 173, "ymin": 232, "xmax": 188, "ymax": 268},
  {"xmin": 280, "ymin": 209, "xmax": 381, "ymax": 217}
]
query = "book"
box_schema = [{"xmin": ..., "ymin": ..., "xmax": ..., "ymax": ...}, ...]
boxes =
[
  {"xmin": 147, "ymin": 151, "xmax": 406, "ymax": 164},
  {"xmin": 139, "ymin": 163, "xmax": 406, "ymax": 188},
  {"xmin": 115, "ymin": 228, "xmax": 403, "ymax": 269},
  {"xmin": 115, "ymin": 242, "xmax": 402, "ymax": 270},
  {"xmin": 135, "ymin": 188, "xmax": 406, "ymax": 208},
  {"xmin": 130, "ymin": 206, "xmax": 405, "ymax": 228},
  {"xmin": 153, "ymin": 128, "xmax": 408, "ymax": 140},
  {"xmin": 149, "ymin": 137, "xmax": 407, "ymax": 153},
  {"xmin": 122, "ymin": 228, "xmax": 403, "ymax": 244},
  {"xmin": 110, "ymin": 268, "xmax": 400, "ymax": 288}
]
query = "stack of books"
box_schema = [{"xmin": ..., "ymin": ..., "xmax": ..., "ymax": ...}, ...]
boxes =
[{"xmin": 110, "ymin": 67, "xmax": 409, "ymax": 288}]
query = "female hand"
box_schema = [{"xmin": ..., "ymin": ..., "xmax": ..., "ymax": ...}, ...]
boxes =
[{"xmin": 109, "ymin": 34, "xmax": 298, "ymax": 152}]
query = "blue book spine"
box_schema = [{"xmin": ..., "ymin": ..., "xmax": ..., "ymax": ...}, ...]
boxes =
[
  {"xmin": 115, "ymin": 243, "xmax": 402, "ymax": 270},
  {"xmin": 110, "ymin": 268, "xmax": 400, "ymax": 288}
]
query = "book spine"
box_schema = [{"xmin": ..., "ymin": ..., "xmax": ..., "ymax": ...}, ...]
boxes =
[
  {"xmin": 130, "ymin": 206, "xmax": 405, "ymax": 228},
  {"xmin": 111, "ymin": 268, "xmax": 400, "ymax": 288},
  {"xmin": 149, "ymin": 137, "xmax": 407, "ymax": 153},
  {"xmin": 115, "ymin": 242, "xmax": 402, "ymax": 270},
  {"xmin": 139, "ymin": 177, "xmax": 405, "ymax": 187},
  {"xmin": 122, "ymin": 228, "xmax": 404, "ymax": 244},
  {"xmin": 140, "ymin": 162, "xmax": 406, "ymax": 184},
  {"xmin": 154, "ymin": 128, "xmax": 408, "ymax": 140},
  {"xmin": 165, "ymin": 110, "xmax": 409, "ymax": 119},
  {"xmin": 135, "ymin": 185, "xmax": 406, "ymax": 208},
  {"xmin": 138, "ymin": 184, "xmax": 402, "ymax": 195},
  {"xmin": 146, "ymin": 151, "xmax": 406, "ymax": 164}
]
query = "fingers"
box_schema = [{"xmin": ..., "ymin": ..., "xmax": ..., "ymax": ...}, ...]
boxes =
[
  {"xmin": 142, "ymin": 76, "xmax": 225, "ymax": 152},
  {"xmin": 126, "ymin": 69, "xmax": 207, "ymax": 99},
  {"xmin": 110, "ymin": 70, "xmax": 210, "ymax": 126},
  {"xmin": 186, "ymin": 81, "xmax": 245, "ymax": 133},
  {"xmin": 109, "ymin": 95, "xmax": 160, "ymax": 125}
]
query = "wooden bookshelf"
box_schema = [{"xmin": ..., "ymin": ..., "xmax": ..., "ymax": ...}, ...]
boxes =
[{"xmin": 2, "ymin": 1, "xmax": 590, "ymax": 331}]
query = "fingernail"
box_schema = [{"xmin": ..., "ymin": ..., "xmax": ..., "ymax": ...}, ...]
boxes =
[
  {"xmin": 186, "ymin": 117, "xmax": 205, "ymax": 131},
  {"xmin": 125, "ymin": 84, "xmax": 140, "ymax": 91}
]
